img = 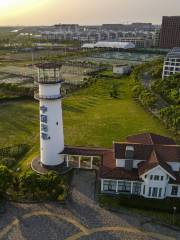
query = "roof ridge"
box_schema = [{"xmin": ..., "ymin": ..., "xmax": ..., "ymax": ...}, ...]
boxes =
[
  {"xmin": 148, "ymin": 133, "xmax": 154, "ymax": 145},
  {"xmin": 148, "ymin": 149, "xmax": 159, "ymax": 163},
  {"xmin": 114, "ymin": 141, "xmax": 154, "ymax": 146},
  {"xmin": 153, "ymin": 149, "xmax": 160, "ymax": 163},
  {"xmin": 155, "ymin": 144, "xmax": 180, "ymax": 147},
  {"xmin": 64, "ymin": 145, "xmax": 112, "ymax": 151}
]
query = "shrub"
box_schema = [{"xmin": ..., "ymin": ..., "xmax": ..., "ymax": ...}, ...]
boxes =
[
  {"xmin": 98, "ymin": 194, "xmax": 180, "ymax": 213},
  {"xmin": 18, "ymin": 170, "xmax": 65, "ymax": 201},
  {"xmin": 0, "ymin": 165, "xmax": 13, "ymax": 197}
]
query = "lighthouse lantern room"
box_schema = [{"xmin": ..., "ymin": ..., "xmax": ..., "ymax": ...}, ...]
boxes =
[{"xmin": 36, "ymin": 63, "xmax": 64, "ymax": 167}]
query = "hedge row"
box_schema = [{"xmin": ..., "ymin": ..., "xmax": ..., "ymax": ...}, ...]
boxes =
[{"xmin": 98, "ymin": 194, "xmax": 180, "ymax": 213}]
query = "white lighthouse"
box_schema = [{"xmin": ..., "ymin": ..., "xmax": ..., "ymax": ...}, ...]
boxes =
[{"xmin": 36, "ymin": 63, "xmax": 64, "ymax": 167}]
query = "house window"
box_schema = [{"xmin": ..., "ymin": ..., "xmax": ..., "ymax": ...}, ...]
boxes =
[
  {"xmin": 159, "ymin": 188, "xmax": 162, "ymax": 198},
  {"xmin": 145, "ymin": 175, "xmax": 147, "ymax": 179},
  {"xmin": 132, "ymin": 182, "xmax": 142, "ymax": 195},
  {"xmin": 148, "ymin": 187, "xmax": 152, "ymax": 197},
  {"xmin": 161, "ymin": 176, "xmax": 164, "ymax": 181},
  {"xmin": 152, "ymin": 187, "xmax": 158, "ymax": 197},
  {"xmin": 154, "ymin": 175, "xmax": 159, "ymax": 181},
  {"xmin": 171, "ymin": 186, "xmax": 178, "ymax": 196},
  {"xmin": 143, "ymin": 185, "xmax": 146, "ymax": 195},
  {"xmin": 150, "ymin": 175, "xmax": 153, "ymax": 180},
  {"xmin": 103, "ymin": 180, "xmax": 117, "ymax": 192},
  {"xmin": 118, "ymin": 181, "xmax": 131, "ymax": 193}
]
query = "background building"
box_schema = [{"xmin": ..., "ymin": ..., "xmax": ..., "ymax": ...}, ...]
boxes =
[
  {"xmin": 153, "ymin": 29, "xmax": 161, "ymax": 48},
  {"xmin": 162, "ymin": 48, "xmax": 180, "ymax": 79},
  {"xmin": 113, "ymin": 64, "xmax": 131, "ymax": 75},
  {"xmin": 160, "ymin": 16, "xmax": 180, "ymax": 49},
  {"xmin": 38, "ymin": 22, "xmax": 159, "ymax": 47}
]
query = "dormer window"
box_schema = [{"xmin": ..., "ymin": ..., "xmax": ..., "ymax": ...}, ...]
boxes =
[
  {"xmin": 125, "ymin": 145, "xmax": 134, "ymax": 159},
  {"xmin": 124, "ymin": 145, "xmax": 134, "ymax": 170}
]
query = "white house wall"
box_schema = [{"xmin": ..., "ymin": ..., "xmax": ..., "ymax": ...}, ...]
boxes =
[
  {"xmin": 116, "ymin": 159, "xmax": 180, "ymax": 172},
  {"xmin": 141, "ymin": 166, "xmax": 169, "ymax": 199},
  {"xmin": 116, "ymin": 159, "xmax": 144, "ymax": 168},
  {"xmin": 166, "ymin": 184, "xmax": 180, "ymax": 198},
  {"xmin": 167, "ymin": 162, "xmax": 180, "ymax": 172},
  {"xmin": 101, "ymin": 166, "xmax": 180, "ymax": 199}
]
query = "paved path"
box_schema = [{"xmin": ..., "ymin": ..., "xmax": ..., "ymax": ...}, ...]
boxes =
[{"xmin": 0, "ymin": 170, "xmax": 179, "ymax": 240}]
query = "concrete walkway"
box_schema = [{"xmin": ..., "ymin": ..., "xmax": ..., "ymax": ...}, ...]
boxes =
[{"xmin": 0, "ymin": 170, "xmax": 179, "ymax": 240}]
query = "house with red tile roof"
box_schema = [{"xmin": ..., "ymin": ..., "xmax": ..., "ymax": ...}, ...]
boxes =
[{"xmin": 99, "ymin": 133, "xmax": 180, "ymax": 199}]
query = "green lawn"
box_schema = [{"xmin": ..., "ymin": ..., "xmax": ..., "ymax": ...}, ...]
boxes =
[
  {"xmin": 0, "ymin": 100, "xmax": 39, "ymax": 148},
  {"xmin": 63, "ymin": 76, "xmax": 172, "ymax": 147},
  {"xmin": 0, "ymin": 75, "xmax": 172, "ymax": 168}
]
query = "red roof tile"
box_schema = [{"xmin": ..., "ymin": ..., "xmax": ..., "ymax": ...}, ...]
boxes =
[
  {"xmin": 62, "ymin": 146, "xmax": 109, "ymax": 156},
  {"xmin": 126, "ymin": 133, "xmax": 176, "ymax": 145},
  {"xmin": 138, "ymin": 150, "xmax": 176, "ymax": 178},
  {"xmin": 114, "ymin": 143, "xmax": 153, "ymax": 160},
  {"xmin": 114, "ymin": 143, "xmax": 180, "ymax": 163},
  {"xmin": 61, "ymin": 133, "xmax": 179, "ymax": 184},
  {"xmin": 99, "ymin": 150, "xmax": 140, "ymax": 181}
]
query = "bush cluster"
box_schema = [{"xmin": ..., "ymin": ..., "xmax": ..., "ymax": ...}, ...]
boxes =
[
  {"xmin": 0, "ymin": 165, "xmax": 67, "ymax": 202},
  {"xmin": 0, "ymin": 83, "xmax": 34, "ymax": 99},
  {"xmin": 0, "ymin": 144, "xmax": 30, "ymax": 168},
  {"xmin": 131, "ymin": 78, "xmax": 157, "ymax": 109},
  {"xmin": 152, "ymin": 74, "xmax": 180, "ymax": 105}
]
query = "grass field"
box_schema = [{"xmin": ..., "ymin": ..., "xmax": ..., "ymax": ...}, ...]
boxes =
[
  {"xmin": 63, "ymin": 76, "xmax": 172, "ymax": 147},
  {"xmin": 0, "ymin": 100, "xmax": 39, "ymax": 148},
  {"xmin": 0, "ymin": 74, "xmax": 172, "ymax": 169}
]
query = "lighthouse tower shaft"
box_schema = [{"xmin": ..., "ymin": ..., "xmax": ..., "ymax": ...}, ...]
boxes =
[{"xmin": 36, "ymin": 63, "xmax": 64, "ymax": 167}]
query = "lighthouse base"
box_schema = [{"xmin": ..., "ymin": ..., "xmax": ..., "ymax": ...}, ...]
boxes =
[{"xmin": 31, "ymin": 157, "xmax": 72, "ymax": 175}]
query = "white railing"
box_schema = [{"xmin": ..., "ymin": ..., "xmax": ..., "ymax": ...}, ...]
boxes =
[
  {"xmin": 37, "ymin": 78, "xmax": 63, "ymax": 84},
  {"xmin": 34, "ymin": 93, "xmax": 61, "ymax": 100}
]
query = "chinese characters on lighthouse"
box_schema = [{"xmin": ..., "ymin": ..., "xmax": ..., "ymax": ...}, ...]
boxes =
[{"xmin": 40, "ymin": 106, "xmax": 50, "ymax": 140}]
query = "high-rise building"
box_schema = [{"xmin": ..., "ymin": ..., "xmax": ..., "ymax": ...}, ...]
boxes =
[
  {"xmin": 160, "ymin": 16, "xmax": 180, "ymax": 49},
  {"xmin": 162, "ymin": 48, "xmax": 180, "ymax": 79},
  {"xmin": 153, "ymin": 29, "xmax": 160, "ymax": 48}
]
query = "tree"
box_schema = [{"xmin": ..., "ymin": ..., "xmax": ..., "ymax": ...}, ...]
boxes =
[
  {"xmin": 19, "ymin": 170, "xmax": 40, "ymax": 198},
  {"xmin": 18, "ymin": 170, "xmax": 64, "ymax": 200},
  {"xmin": 45, "ymin": 172, "xmax": 64, "ymax": 199},
  {"xmin": 0, "ymin": 165, "xmax": 13, "ymax": 197},
  {"xmin": 152, "ymin": 73, "xmax": 180, "ymax": 105},
  {"xmin": 132, "ymin": 85, "xmax": 143, "ymax": 98},
  {"xmin": 140, "ymin": 90, "xmax": 157, "ymax": 109},
  {"xmin": 160, "ymin": 106, "xmax": 180, "ymax": 134},
  {"xmin": 110, "ymin": 83, "xmax": 119, "ymax": 98}
]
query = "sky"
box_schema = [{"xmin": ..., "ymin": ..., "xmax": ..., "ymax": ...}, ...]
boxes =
[{"xmin": 0, "ymin": 0, "xmax": 180, "ymax": 26}]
